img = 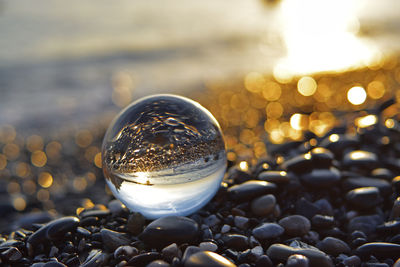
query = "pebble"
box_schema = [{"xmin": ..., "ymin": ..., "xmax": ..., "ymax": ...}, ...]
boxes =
[
  {"xmin": 146, "ymin": 260, "xmax": 170, "ymax": 267},
  {"xmin": 43, "ymin": 262, "xmax": 67, "ymax": 267},
  {"xmin": 317, "ymin": 237, "xmax": 350, "ymax": 256},
  {"xmin": 184, "ymin": 251, "xmax": 237, "ymax": 267},
  {"xmin": 204, "ymin": 214, "xmax": 221, "ymax": 227},
  {"xmin": 114, "ymin": 245, "xmax": 138, "ymax": 259},
  {"xmin": 1, "ymin": 246, "xmax": 22, "ymax": 262},
  {"xmin": 377, "ymin": 220, "xmax": 400, "ymax": 234},
  {"xmin": 320, "ymin": 134, "xmax": 359, "ymax": 156},
  {"xmin": 161, "ymin": 243, "xmax": 181, "ymax": 262},
  {"xmin": 27, "ymin": 216, "xmax": 79, "ymax": 245},
  {"xmin": 13, "ymin": 212, "xmax": 54, "ymax": 231},
  {"xmin": 313, "ymin": 198, "xmax": 333, "ymax": 216},
  {"xmin": 140, "ymin": 216, "xmax": 199, "ymax": 248},
  {"xmin": 281, "ymin": 153, "xmax": 313, "ymax": 174},
  {"xmin": 285, "ymin": 254, "xmax": 309, "ymax": 267},
  {"xmin": 81, "ymin": 249, "xmax": 109, "ymax": 267},
  {"xmin": 199, "ymin": 241, "xmax": 218, "ymax": 252},
  {"xmin": 342, "ymin": 255, "xmax": 361, "ymax": 266},
  {"xmin": 296, "ymin": 198, "xmax": 320, "ymax": 219},
  {"xmin": 255, "ymin": 255, "xmax": 273, "ymax": 267},
  {"xmin": 182, "ymin": 246, "xmax": 202, "ymax": 263},
  {"xmin": 79, "ymin": 209, "xmax": 111, "ymax": 218},
  {"xmin": 278, "ymin": 215, "xmax": 311, "ymax": 236},
  {"xmin": 100, "ymin": 228, "xmax": 130, "ymax": 251},
  {"xmin": 221, "ymin": 234, "xmax": 249, "ymax": 251},
  {"xmin": 234, "ymin": 216, "xmax": 249, "ymax": 230},
  {"xmin": 127, "ymin": 252, "xmax": 161, "ymax": 266},
  {"xmin": 348, "ymin": 215, "xmax": 384, "ymax": 235},
  {"xmin": 311, "ymin": 215, "xmax": 335, "ymax": 229},
  {"xmin": 258, "ymin": 171, "xmax": 290, "ymax": 184},
  {"xmin": 300, "ymin": 168, "xmax": 341, "ymax": 188},
  {"xmin": 228, "ymin": 180, "xmax": 277, "ymax": 202},
  {"xmin": 249, "ymin": 246, "xmax": 264, "ymax": 261},
  {"xmin": 390, "ymin": 197, "xmax": 400, "ymax": 219},
  {"xmin": 310, "ymin": 147, "xmax": 334, "ymax": 168},
  {"xmin": 126, "ymin": 212, "xmax": 146, "ymax": 235},
  {"xmin": 252, "ymin": 223, "xmax": 284, "ymax": 239},
  {"xmin": 346, "ymin": 187, "xmax": 381, "ymax": 210},
  {"xmin": 251, "ymin": 194, "xmax": 276, "ymax": 216},
  {"xmin": 107, "ymin": 199, "xmax": 125, "ymax": 216},
  {"xmin": 355, "ymin": 242, "xmax": 400, "ymax": 260},
  {"xmin": 343, "ymin": 177, "xmax": 392, "ymax": 196},
  {"xmin": 343, "ymin": 150, "xmax": 378, "ymax": 169},
  {"xmin": 221, "ymin": 224, "xmax": 231, "ymax": 234},
  {"xmin": 266, "ymin": 243, "xmax": 333, "ymax": 267}
]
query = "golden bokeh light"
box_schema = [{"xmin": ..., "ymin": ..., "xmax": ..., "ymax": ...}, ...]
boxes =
[
  {"xmin": 290, "ymin": 113, "xmax": 308, "ymax": 130},
  {"xmin": 22, "ymin": 180, "xmax": 37, "ymax": 195},
  {"xmin": 3, "ymin": 143, "xmax": 20, "ymax": 160},
  {"xmin": 355, "ymin": 114, "xmax": 377, "ymax": 128},
  {"xmin": 26, "ymin": 135, "xmax": 44, "ymax": 152},
  {"xmin": 75, "ymin": 130, "xmax": 93, "ymax": 148},
  {"xmin": 347, "ymin": 86, "xmax": 366, "ymax": 105},
  {"xmin": 15, "ymin": 162, "xmax": 31, "ymax": 178},
  {"xmin": 244, "ymin": 72, "xmax": 265, "ymax": 93},
  {"xmin": 46, "ymin": 141, "xmax": 62, "ymax": 159},
  {"xmin": 73, "ymin": 177, "xmax": 88, "ymax": 192},
  {"xmin": 94, "ymin": 152, "xmax": 102, "ymax": 168},
  {"xmin": 262, "ymin": 82, "xmax": 282, "ymax": 101},
  {"xmin": 0, "ymin": 154, "xmax": 7, "ymax": 170},
  {"xmin": 13, "ymin": 196, "xmax": 26, "ymax": 211},
  {"xmin": 367, "ymin": 80, "xmax": 385, "ymax": 100},
  {"xmin": 0, "ymin": 125, "xmax": 16, "ymax": 144},
  {"xmin": 297, "ymin": 77, "xmax": 317, "ymax": 96},
  {"xmin": 38, "ymin": 172, "xmax": 53, "ymax": 188},
  {"xmin": 31, "ymin": 151, "xmax": 47, "ymax": 167},
  {"xmin": 239, "ymin": 161, "xmax": 249, "ymax": 172},
  {"xmin": 37, "ymin": 189, "xmax": 50, "ymax": 202},
  {"xmin": 266, "ymin": 102, "xmax": 283, "ymax": 119},
  {"xmin": 112, "ymin": 71, "xmax": 135, "ymax": 108}
]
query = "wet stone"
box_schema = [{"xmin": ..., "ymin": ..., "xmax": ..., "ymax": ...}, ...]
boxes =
[
  {"xmin": 313, "ymin": 199, "xmax": 333, "ymax": 216},
  {"xmin": 1, "ymin": 246, "xmax": 22, "ymax": 262},
  {"xmin": 278, "ymin": 215, "xmax": 311, "ymax": 237},
  {"xmin": 147, "ymin": 260, "xmax": 170, "ymax": 267},
  {"xmin": 255, "ymin": 255, "xmax": 273, "ymax": 267},
  {"xmin": 320, "ymin": 134, "xmax": 359, "ymax": 156},
  {"xmin": 81, "ymin": 249, "xmax": 109, "ymax": 267},
  {"xmin": 343, "ymin": 177, "xmax": 392, "ymax": 196},
  {"xmin": 317, "ymin": 237, "xmax": 350, "ymax": 256},
  {"xmin": 79, "ymin": 209, "xmax": 111, "ymax": 219},
  {"xmin": 114, "ymin": 245, "xmax": 138, "ymax": 259},
  {"xmin": 234, "ymin": 216, "xmax": 249, "ymax": 230},
  {"xmin": 310, "ymin": 147, "xmax": 334, "ymax": 168},
  {"xmin": 140, "ymin": 216, "xmax": 199, "ymax": 248},
  {"xmin": 343, "ymin": 150, "xmax": 378, "ymax": 170},
  {"xmin": 342, "ymin": 255, "xmax": 361, "ymax": 267},
  {"xmin": 221, "ymin": 224, "xmax": 231, "ymax": 234},
  {"xmin": 199, "ymin": 241, "xmax": 218, "ymax": 252},
  {"xmin": 281, "ymin": 154, "xmax": 313, "ymax": 174},
  {"xmin": 252, "ymin": 223, "xmax": 284, "ymax": 240},
  {"xmin": 184, "ymin": 251, "xmax": 236, "ymax": 267},
  {"xmin": 285, "ymin": 254, "xmax": 309, "ymax": 267},
  {"xmin": 228, "ymin": 180, "xmax": 277, "ymax": 202},
  {"xmin": 300, "ymin": 168, "xmax": 341, "ymax": 188},
  {"xmin": 100, "ymin": 228, "xmax": 130, "ymax": 251},
  {"xmin": 295, "ymin": 198, "xmax": 320, "ymax": 219},
  {"xmin": 377, "ymin": 221, "xmax": 400, "ymax": 234},
  {"xmin": 127, "ymin": 252, "xmax": 161, "ymax": 266},
  {"xmin": 346, "ymin": 186, "xmax": 381, "ymax": 210},
  {"xmin": 27, "ymin": 216, "xmax": 80, "ymax": 245},
  {"xmin": 43, "ymin": 262, "xmax": 67, "ymax": 267},
  {"xmin": 258, "ymin": 171, "xmax": 290, "ymax": 184},
  {"xmin": 311, "ymin": 215, "xmax": 334, "ymax": 229},
  {"xmin": 204, "ymin": 214, "xmax": 221, "ymax": 227},
  {"xmin": 182, "ymin": 246, "xmax": 202, "ymax": 263},
  {"xmin": 108, "ymin": 199, "xmax": 126, "ymax": 216},
  {"xmin": 161, "ymin": 243, "xmax": 181, "ymax": 262},
  {"xmin": 372, "ymin": 168, "xmax": 393, "ymax": 180},
  {"xmin": 266, "ymin": 243, "xmax": 333, "ymax": 267},
  {"xmin": 13, "ymin": 212, "xmax": 54, "ymax": 231},
  {"xmin": 355, "ymin": 242, "xmax": 400, "ymax": 260},
  {"xmin": 126, "ymin": 212, "xmax": 146, "ymax": 235},
  {"xmin": 348, "ymin": 214, "xmax": 384, "ymax": 235},
  {"xmin": 251, "ymin": 194, "xmax": 276, "ymax": 216},
  {"xmin": 221, "ymin": 234, "xmax": 249, "ymax": 251}
]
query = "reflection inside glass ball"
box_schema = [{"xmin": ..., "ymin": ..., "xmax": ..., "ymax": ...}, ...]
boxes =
[{"xmin": 102, "ymin": 94, "xmax": 227, "ymax": 219}]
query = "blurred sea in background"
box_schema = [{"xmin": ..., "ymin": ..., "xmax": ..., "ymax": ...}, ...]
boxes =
[{"xmin": 1, "ymin": 0, "xmax": 400, "ymax": 132}]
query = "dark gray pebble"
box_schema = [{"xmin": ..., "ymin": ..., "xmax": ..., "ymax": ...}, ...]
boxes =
[
  {"xmin": 79, "ymin": 209, "xmax": 111, "ymax": 218},
  {"xmin": 281, "ymin": 154, "xmax": 313, "ymax": 174},
  {"xmin": 266, "ymin": 244, "xmax": 333, "ymax": 267},
  {"xmin": 146, "ymin": 259, "xmax": 170, "ymax": 267},
  {"xmin": 311, "ymin": 215, "xmax": 334, "ymax": 229},
  {"xmin": 295, "ymin": 198, "xmax": 320, "ymax": 219},
  {"xmin": 107, "ymin": 199, "xmax": 125, "ymax": 216},
  {"xmin": 320, "ymin": 134, "xmax": 359, "ymax": 156},
  {"xmin": 285, "ymin": 254, "xmax": 309, "ymax": 267},
  {"xmin": 317, "ymin": 237, "xmax": 350, "ymax": 256},
  {"xmin": 313, "ymin": 198, "xmax": 333, "ymax": 216},
  {"xmin": 199, "ymin": 241, "xmax": 218, "ymax": 252},
  {"xmin": 81, "ymin": 249, "xmax": 109, "ymax": 267},
  {"xmin": 342, "ymin": 255, "xmax": 361, "ymax": 267},
  {"xmin": 355, "ymin": 242, "xmax": 400, "ymax": 260},
  {"xmin": 182, "ymin": 246, "xmax": 202, "ymax": 263},
  {"xmin": 127, "ymin": 212, "xmax": 146, "ymax": 235},
  {"xmin": 43, "ymin": 262, "xmax": 67, "ymax": 267},
  {"xmin": 228, "ymin": 180, "xmax": 277, "ymax": 202},
  {"xmin": 377, "ymin": 220, "xmax": 400, "ymax": 234},
  {"xmin": 252, "ymin": 223, "xmax": 284, "ymax": 239},
  {"xmin": 184, "ymin": 251, "xmax": 236, "ymax": 267},
  {"xmin": 348, "ymin": 215, "xmax": 383, "ymax": 235},
  {"xmin": 27, "ymin": 216, "xmax": 79, "ymax": 245},
  {"xmin": 278, "ymin": 215, "xmax": 311, "ymax": 237},
  {"xmin": 255, "ymin": 255, "xmax": 273, "ymax": 267},
  {"xmin": 100, "ymin": 228, "xmax": 130, "ymax": 251},
  {"xmin": 343, "ymin": 177, "xmax": 391, "ymax": 196},
  {"xmin": 300, "ymin": 168, "xmax": 341, "ymax": 188},
  {"xmin": 258, "ymin": 171, "xmax": 290, "ymax": 184},
  {"xmin": 234, "ymin": 216, "xmax": 249, "ymax": 230},
  {"xmin": 204, "ymin": 214, "xmax": 221, "ymax": 227},
  {"xmin": 162, "ymin": 243, "xmax": 182, "ymax": 262},
  {"xmin": 13, "ymin": 212, "xmax": 54, "ymax": 231},
  {"xmin": 221, "ymin": 234, "xmax": 249, "ymax": 251},
  {"xmin": 140, "ymin": 216, "xmax": 199, "ymax": 248},
  {"xmin": 310, "ymin": 147, "xmax": 334, "ymax": 168},
  {"xmin": 1, "ymin": 246, "xmax": 22, "ymax": 261},
  {"xmin": 128, "ymin": 252, "xmax": 161, "ymax": 266},
  {"xmin": 251, "ymin": 194, "xmax": 276, "ymax": 216},
  {"xmin": 114, "ymin": 245, "xmax": 138, "ymax": 259},
  {"xmin": 343, "ymin": 150, "xmax": 378, "ymax": 169},
  {"xmin": 346, "ymin": 186, "xmax": 381, "ymax": 210}
]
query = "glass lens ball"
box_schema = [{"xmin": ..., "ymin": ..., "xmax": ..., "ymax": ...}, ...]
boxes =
[{"xmin": 102, "ymin": 94, "xmax": 226, "ymax": 219}]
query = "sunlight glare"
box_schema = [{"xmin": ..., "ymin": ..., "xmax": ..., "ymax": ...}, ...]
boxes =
[{"xmin": 347, "ymin": 86, "xmax": 367, "ymax": 105}]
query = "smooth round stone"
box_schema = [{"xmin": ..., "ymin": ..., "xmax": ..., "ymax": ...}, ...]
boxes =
[
  {"xmin": 343, "ymin": 177, "xmax": 391, "ymax": 196},
  {"xmin": 184, "ymin": 251, "xmax": 236, "ymax": 267},
  {"xmin": 285, "ymin": 254, "xmax": 309, "ymax": 267},
  {"xmin": 355, "ymin": 242, "xmax": 400, "ymax": 260},
  {"xmin": 127, "ymin": 212, "xmax": 146, "ymax": 235},
  {"xmin": 346, "ymin": 187, "xmax": 381, "ymax": 210},
  {"xmin": 251, "ymin": 194, "xmax": 276, "ymax": 216},
  {"xmin": 100, "ymin": 228, "xmax": 130, "ymax": 251},
  {"xmin": 313, "ymin": 199, "xmax": 333, "ymax": 216},
  {"xmin": 204, "ymin": 214, "xmax": 221, "ymax": 227},
  {"xmin": 342, "ymin": 255, "xmax": 361, "ymax": 267},
  {"xmin": 279, "ymin": 215, "xmax": 311, "ymax": 237},
  {"xmin": 310, "ymin": 147, "xmax": 334, "ymax": 168},
  {"xmin": 348, "ymin": 215, "xmax": 384, "ymax": 235},
  {"xmin": 255, "ymin": 255, "xmax": 273, "ymax": 267},
  {"xmin": 114, "ymin": 245, "xmax": 138, "ymax": 259},
  {"xmin": 13, "ymin": 212, "xmax": 54, "ymax": 231},
  {"xmin": 300, "ymin": 168, "xmax": 341, "ymax": 188},
  {"xmin": 221, "ymin": 234, "xmax": 249, "ymax": 251},
  {"xmin": 311, "ymin": 215, "xmax": 334, "ymax": 229},
  {"xmin": 199, "ymin": 241, "xmax": 218, "ymax": 252},
  {"xmin": 102, "ymin": 95, "xmax": 226, "ymax": 219},
  {"xmin": 27, "ymin": 216, "xmax": 79, "ymax": 245},
  {"xmin": 146, "ymin": 260, "xmax": 170, "ymax": 267},
  {"xmin": 295, "ymin": 198, "xmax": 320, "ymax": 219},
  {"xmin": 343, "ymin": 150, "xmax": 378, "ymax": 169},
  {"xmin": 258, "ymin": 171, "xmax": 290, "ymax": 184},
  {"xmin": 320, "ymin": 134, "xmax": 359, "ymax": 156},
  {"xmin": 252, "ymin": 223, "xmax": 284, "ymax": 239},
  {"xmin": 1, "ymin": 247, "xmax": 22, "ymax": 262},
  {"xmin": 81, "ymin": 249, "xmax": 108, "ymax": 267},
  {"xmin": 140, "ymin": 216, "xmax": 199, "ymax": 248},
  {"xmin": 128, "ymin": 252, "xmax": 161, "ymax": 266},
  {"xmin": 161, "ymin": 243, "xmax": 181, "ymax": 261},
  {"xmin": 390, "ymin": 197, "xmax": 400, "ymax": 219},
  {"xmin": 266, "ymin": 244, "xmax": 333, "ymax": 267},
  {"xmin": 281, "ymin": 154, "xmax": 313, "ymax": 174},
  {"xmin": 228, "ymin": 180, "xmax": 277, "ymax": 202},
  {"xmin": 234, "ymin": 216, "xmax": 249, "ymax": 230},
  {"xmin": 377, "ymin": 221, "xmax": 400, "ymax": 234},
  {"xmin": 317, "ymin": 237, "xmax": 350, "ymax": 256},
  {"xmin": 372, "ymin": 168, "xmax": 393, "ymax": 180}
]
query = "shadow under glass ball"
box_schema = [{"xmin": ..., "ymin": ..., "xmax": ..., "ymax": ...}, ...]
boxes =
[{"xmin": 102, "ymin": 94, "xmax": 227, "ymax": 219}]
